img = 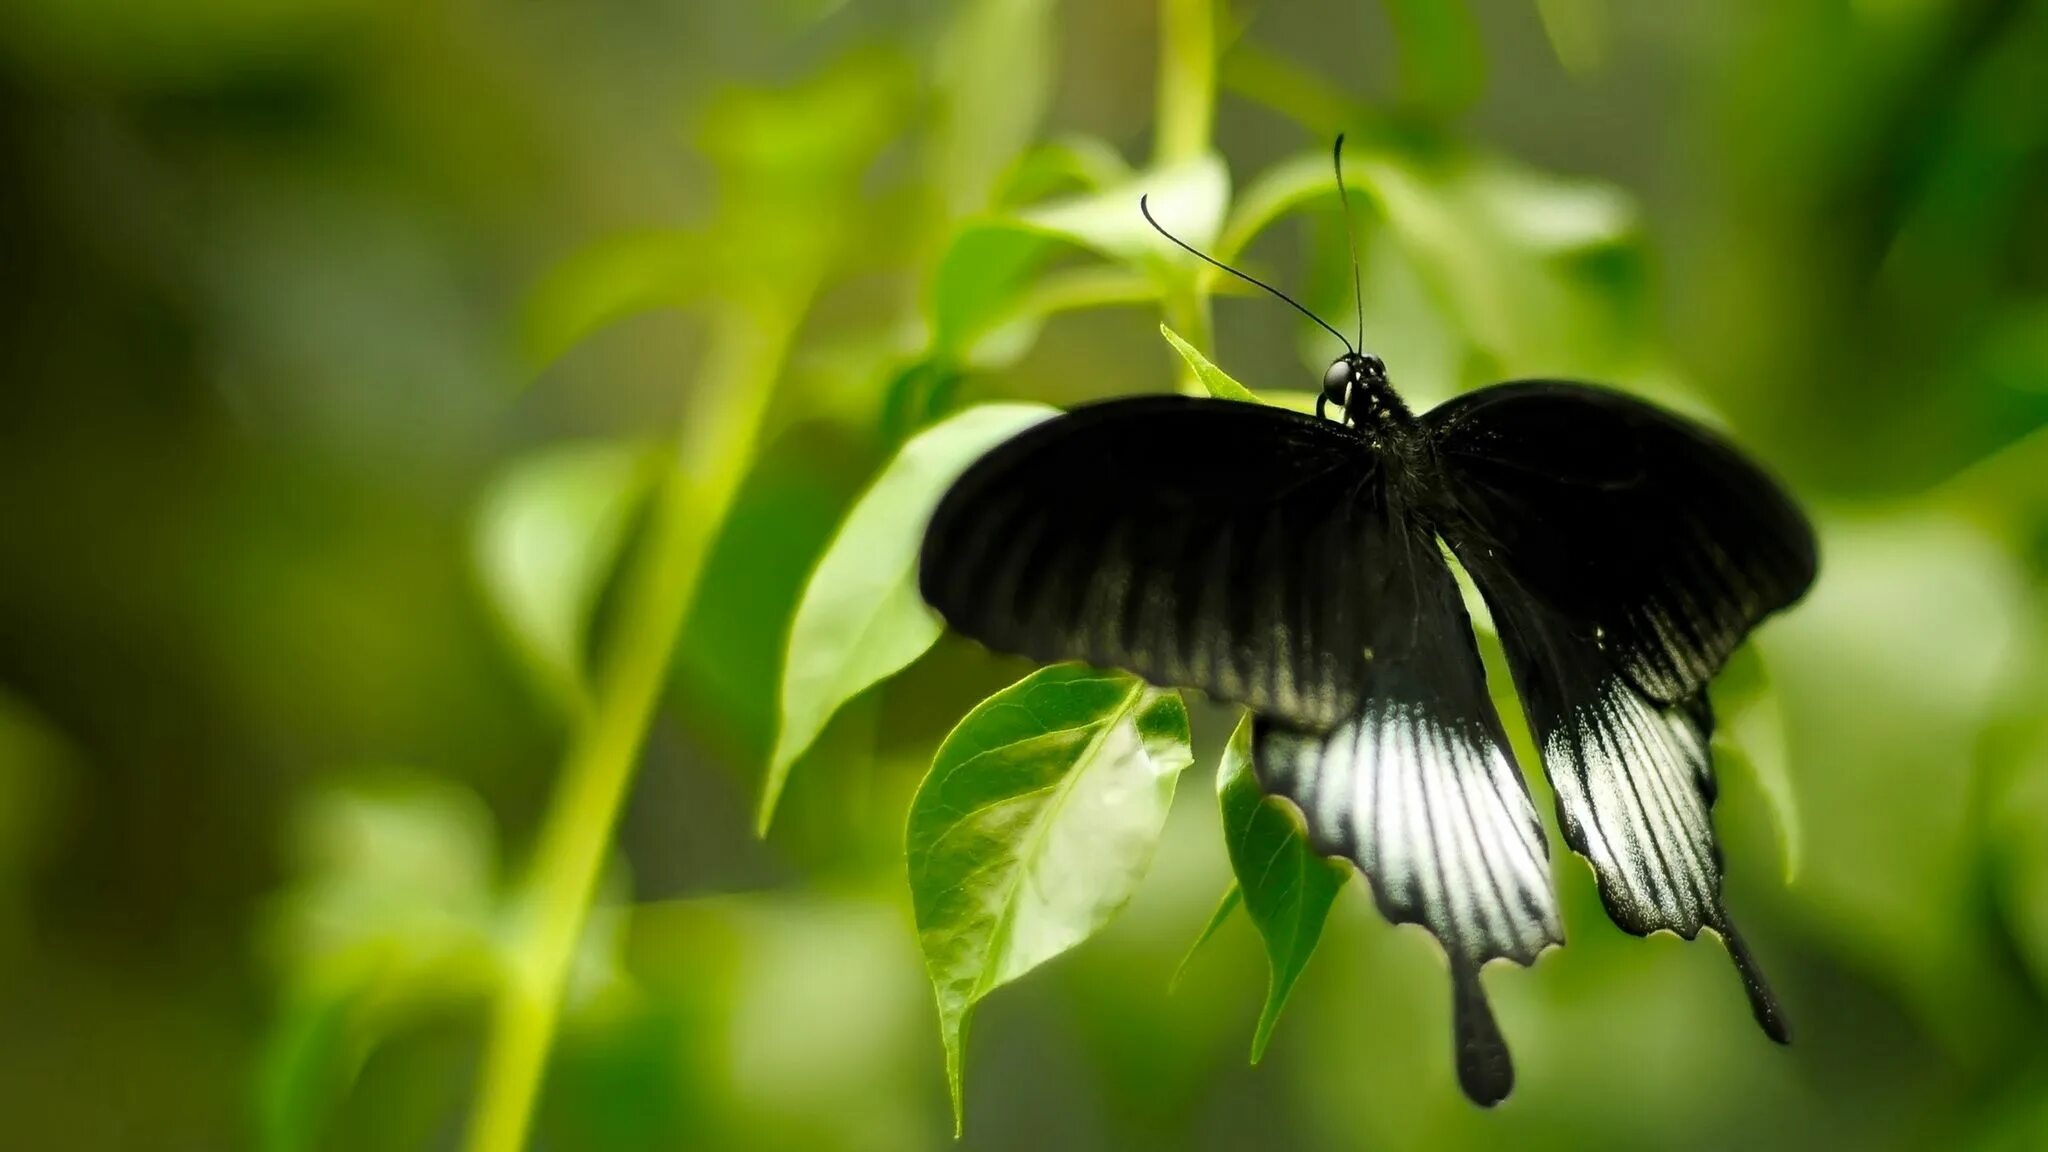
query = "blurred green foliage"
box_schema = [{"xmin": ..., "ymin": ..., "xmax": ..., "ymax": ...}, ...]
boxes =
[{"xmin": 0, "ymin": 0, "xmax": 2045, "ymax": 1150}]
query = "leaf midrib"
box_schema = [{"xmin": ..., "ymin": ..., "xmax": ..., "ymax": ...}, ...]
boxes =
[{"xmin": 970, "ymin": 682, "xmax": 1147, "ymax": 1002}]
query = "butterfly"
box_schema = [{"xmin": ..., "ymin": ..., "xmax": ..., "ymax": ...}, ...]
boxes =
[{"xmin": 916, "ymin": 138, "xmax": 1817, "ymax": 1106}]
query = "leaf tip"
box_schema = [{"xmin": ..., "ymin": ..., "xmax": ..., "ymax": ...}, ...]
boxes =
[
  {"xmin": 754, "ymin": 745, "xmax": 797, "ymax": 839},
  {"xmin": 1157, "ymin": 323, "xmax": 1257, "ymax": 402},
  {"xmin": 1170, "ymin": 885, "xmax": 1241, "ymax": 993},
  {"xmin": 943, "ymin": 1021, "xmax": 967, "ymax": 1138}
]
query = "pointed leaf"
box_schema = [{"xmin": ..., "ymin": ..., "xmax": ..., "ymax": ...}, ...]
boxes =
[
  {"xmin": 907, "ymin": 664, "xmax": 1193, "ymax": 1133},
  {"xmin": 474, "ymin": 442, "xmax": 661, "ymax": 709},
  {"xmin": 1711, "ymin": 643, "xmax": 1803, "ymax": 881},
  {"xmin": 1160, "ymin": 323, "xmax": 1260, "ymax": 402},
  {"xmin": 761, "ymin": 403, "xmax": 1060, "ymax": 834},
  {"xmin": 1170, "ymin": 884, "xmax": 1241, "ymax": 991},
  {"xmin": 1217, "ymin": 714, "xmax": 1350, "ymax": 1063}
]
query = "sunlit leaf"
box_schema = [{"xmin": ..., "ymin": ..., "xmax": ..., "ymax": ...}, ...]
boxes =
[
  {"xmin": 1170, "ymin": 885, "xmax": 1241, "ymax": 991},
  {"xmin": 474, "ymin": 441, "xmax": 662, "ymax": 710},
  {"xmin": 1711, "ymin": 643, "xmax": 1803, "ymax": 881},
  {"xmin": 761, "ymin": 403, "xmax": 1060, "ymax": 834},
  {"xmin": 1025, "ymin": 152, "xmax": 1230, "ymax": 263},
  {"xmin": 1216, "ymin": 714, "xmax": 1349, "ymax": 1062},
  {"xmin": 907, "ymin": 664, "xmax": 1193, "ymax": 1133},
  {"xmin": 930, "ymin": 153, "xmax": 1222, "ymax": 364},
  {"xmin": 995, "ymin": 134, "xmax": 1134, "ymax": 206},
  {"xmin": 1381, "ymin": 0, "xmax": 1485, "ymax": 115},
  {"xmin": 1160, "ymin": 323, "xmax": 1260, "ymax": 402}
]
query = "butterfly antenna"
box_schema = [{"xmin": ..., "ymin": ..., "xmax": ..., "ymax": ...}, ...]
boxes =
[
  {"xmin": 1139, "ymin": 194, "xmax": 1354, "ymax": 355},
  {"xmin": 1333, "ymin": 134, "xmax": 1365, "ymax": 352}
]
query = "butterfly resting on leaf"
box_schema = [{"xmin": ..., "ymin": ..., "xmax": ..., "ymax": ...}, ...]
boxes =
[{"xmin": 915, "ymin": 140, "xmax": 1817, "ymax": 1107}]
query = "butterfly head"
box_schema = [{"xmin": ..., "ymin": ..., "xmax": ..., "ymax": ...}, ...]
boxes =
[{"xmin": 1322, "ymin": 353, "xmax": 1408, "ymax": 429}]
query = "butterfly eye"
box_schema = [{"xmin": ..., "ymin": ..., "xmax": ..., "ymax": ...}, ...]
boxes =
[{"xmin": 1322, "ymin": 359, "xmax": 1353, "ymax": 402}]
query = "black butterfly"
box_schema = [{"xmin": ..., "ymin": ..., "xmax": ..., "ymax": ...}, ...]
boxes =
[{"xmin": 916, "ymin": 139, "xmax": 1817, "ymax": 1106}]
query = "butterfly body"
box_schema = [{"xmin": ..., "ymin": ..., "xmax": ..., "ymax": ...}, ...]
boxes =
[{"xmin": 918, "ymin": 357, "xmax": 1815, "ymax": 1105}]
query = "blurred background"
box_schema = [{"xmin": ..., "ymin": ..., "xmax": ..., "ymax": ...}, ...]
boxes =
[{"xmin": 3, "ymin": 0, "xmax": 2048, "ymax": 1148}]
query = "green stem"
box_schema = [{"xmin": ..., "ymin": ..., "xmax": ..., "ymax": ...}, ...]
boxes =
[
  {"xmin": 1154, "ymin": 0, "xmax": 1215, "ymax": 167},
  {"xmin": 463, "ymin": 297, "xmax": 803, "ymax": 1152},
  {"xmin": 1154, "ymin": 0, "xmax": 1218, "ymax": 392}
]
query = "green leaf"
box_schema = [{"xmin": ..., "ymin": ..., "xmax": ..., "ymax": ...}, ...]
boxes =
[
  {"xmin": 1159, "ymin": 323, "xmax": 1260, "ymax": 402},
  {"xmin": 1381, "ymin": 0, "xmax": 1485, "ymax": 115},
  {"xmin": 995, "ymin": 134, "xmax": 1133, "ymax": 206},
  {"xmin": 1169, "ymin": 885, "xmax": 1241, "ymax": 991},
  {"xmin": 257, "ymin": 776, "xmax": 510, "ymax": 1152},
  {"xmin": 1710, "ymin": 643, "xmax": 1802, "ymax": 882},
  {"xmin": 907, "ymin": 664, "xmax": 1193, "ymax": 1133},
  {"xmin": 1219, "ymin": 41, "xmax": 1359, "ymax": 139},
  {"xmin": 930, "ymin": 154, "xmax": 1223, "ymax": 363},
  {"xmin": 1214, "ymin": 151, "xmax": 1333, "ymax": 264},
  {"xmin": 474, "ymin": 441, "xmax": 662, "ymax": 710},
  {"xmin": 1346, "ymin": 147, "xmax": 1641, "ymax": 376},
  {"xmin": 1217, "ymin": 714, "xmax": 1350, "ymax": 1063},
  {"xmin": 761, "ymin": 403, "xmax": 1060, "ymax": 834},
  {"xmin": 930, "ymin": 222, "xmax": 1057, "ymax": 357},
  {"xmin": 1024, "ymin": 152, "xmax": 1230, "ymax": 263},
  {"xmin": 519, "ymin": 230, "xmax": 703, "ymax": 373}
]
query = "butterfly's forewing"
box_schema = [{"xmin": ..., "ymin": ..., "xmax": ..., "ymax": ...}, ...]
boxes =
[
  {"xmin": 1252, "ymin": 514, "xmax": 1560, "ymax": 1105},
  {"xmin": 1426, "ymin": 381, "xmax": 1816, "ymax": 704},
  {"xmin": 1427, "ymin": 381, "xmax": 1814, "ymax": 1040},
  {"xmin": 921, "ymin": 395, "xmax": 1563, "ymax": 1103},
  {"xmin": 920, "ymin": 396, "xmax": 1380, "ymax": 730}
]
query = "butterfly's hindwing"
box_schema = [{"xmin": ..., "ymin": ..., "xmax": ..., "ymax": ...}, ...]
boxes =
[
  {"xmin": 1430, "ymin": 381, "xmax": 1810, "ymax": 1042},
  {"xmin": 1251, "ymin": 523, "xmax": 1560, "ymax": 1105}
]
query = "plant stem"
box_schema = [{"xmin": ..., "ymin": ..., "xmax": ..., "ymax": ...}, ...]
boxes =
[
  {"xmin": 1154, "ymin": 0, "xmax": 1218, "ymax": 391},
  {"xmin": 463, "ymin": 297, "xmax": 801, "ymax": 1152},
  {"xmin": 1154, "ymin": 0, "xmax": 1215, "ymax": 167}
]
